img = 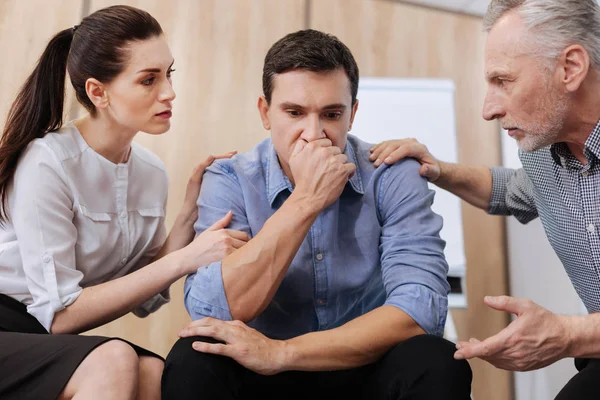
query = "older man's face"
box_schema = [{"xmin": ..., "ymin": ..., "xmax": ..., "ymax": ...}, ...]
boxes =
[{"xmin": 482, "ymin": 11, "xmax": 570, "ymax": 152}]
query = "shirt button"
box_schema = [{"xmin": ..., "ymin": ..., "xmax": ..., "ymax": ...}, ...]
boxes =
[
  {"xmin": 316, "ymin": 253, "xmax": 323, "ymax": 261},
  {"xmin": 42, "ymin": 254, "xmax": 51, "ymax": 263},
  {"xmin": 121, "ymin": 258, "xmax": 127, "ymax": 264},
  {"xmin": 587, "ymin": 223, "xmax": 595, "ymax": 234},
  {"xmin": 119, "ymin": 212, "xmax": 127, "ymax": 219},
  {"xmin": 582, "ymin": 171, "xmax": 590, "ymax": 177},
  {"xmin": 316, "ymin": 299, "xmax": 325, "ymax": 305}
]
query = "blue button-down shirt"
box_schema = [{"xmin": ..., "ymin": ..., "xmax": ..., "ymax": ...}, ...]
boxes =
[{"xmin": 185, "ymin": 135, "xmax": 449, "ymax": 339}]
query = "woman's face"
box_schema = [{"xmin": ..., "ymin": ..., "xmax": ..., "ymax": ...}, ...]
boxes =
[{"xmin": 101, "ymin": 35, "xmax": 176, "ymax": 135}]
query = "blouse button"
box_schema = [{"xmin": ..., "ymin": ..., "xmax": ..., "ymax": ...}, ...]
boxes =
[
  {"xmin": 119, "ymin": 212, "xmax": 127, "ymax": 220},
  {"xmin": 42, "ymin": 253, "xmax": 51, "ymax": 263},
  {"xmin": 121, "ymin": 258, "xmax": 127, "ymax": 265}
]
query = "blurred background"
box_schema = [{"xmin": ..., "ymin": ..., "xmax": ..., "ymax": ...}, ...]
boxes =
[{"xmin": 0, "ymin": 1, "xmax": 587, "ymax": 399}]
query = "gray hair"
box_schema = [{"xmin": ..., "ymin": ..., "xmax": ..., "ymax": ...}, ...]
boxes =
[{"xmin": 483, "ymin": 0, "xmax": 600, "ymax": 70}]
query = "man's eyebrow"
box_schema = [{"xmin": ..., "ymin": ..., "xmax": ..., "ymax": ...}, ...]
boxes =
[
  {"xmin": 279, "ymin": 102, "xmax": 305, "ymax": 109},
  {"xmin": 322, "ymin": 104, "xmax": 347, "ymax": 111},
  {"xmin": 278, "ymin": 102, "xmax": 347, "ymax": 110},
  {"xmin": 486, "ymin": 70, "xmax": 510, "ymax": 82},
  {"xmin": 136, "ymin": 60, "xmax": 175, "ymax": 74}
]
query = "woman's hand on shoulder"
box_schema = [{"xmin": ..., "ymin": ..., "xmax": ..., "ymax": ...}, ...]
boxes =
[{"xmin": 179, "ymin": 151, "xmax": 237, "ymax": 224}]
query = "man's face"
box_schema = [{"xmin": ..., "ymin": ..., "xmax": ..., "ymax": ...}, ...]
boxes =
[
  {"xmin": 482, "ymin": 11, "xmax": 571, "ymax": 152},
  {"xmin": 259, "ymin": 68, "xmax": 358, "ymax": 177}
]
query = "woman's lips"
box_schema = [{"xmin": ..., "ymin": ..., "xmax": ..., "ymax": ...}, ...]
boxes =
[{"xmin": 156, "ymin": 110, "xmax": 172, "ymax": 119}]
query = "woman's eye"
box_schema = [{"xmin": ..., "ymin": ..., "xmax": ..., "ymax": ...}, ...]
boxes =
[
  {"xmin": 141, "ymin": 76, "xmax": 155, "ymax": 86},
  {"xmin": 167, "ymin": 68, "xmax": 176, "ymax": 78}
]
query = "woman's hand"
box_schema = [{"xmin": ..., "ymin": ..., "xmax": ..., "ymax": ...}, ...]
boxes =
[
  {"xmin": 178, "ymin": 211, "xmax": 250, "ymax": 275},
  {"xmin": 179, "ymin": 152, "xmax": 237, "ymax": 224}
]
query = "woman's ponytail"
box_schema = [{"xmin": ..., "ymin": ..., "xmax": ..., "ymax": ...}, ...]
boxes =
[{"xmin": 0, "ymin": 28, "xmax": 73, "ymax": 223}]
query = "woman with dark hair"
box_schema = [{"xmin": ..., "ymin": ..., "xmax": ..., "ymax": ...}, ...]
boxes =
[{"xmin": 0, "ymin": 5, "xmax": 248, "ymax": 400}]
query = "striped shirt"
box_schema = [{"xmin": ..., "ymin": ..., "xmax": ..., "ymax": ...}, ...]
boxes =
[{"xmin": 489, "ymin": 121, "xmax": 600, "ymax": 313}]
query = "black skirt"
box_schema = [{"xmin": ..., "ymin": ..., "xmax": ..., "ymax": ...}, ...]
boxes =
[{"xmin": 0, "ymin": 293, "xmax": 162, "ymax": 400}]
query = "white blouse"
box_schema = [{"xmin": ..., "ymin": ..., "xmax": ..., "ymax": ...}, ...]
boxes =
[{"xmin": 0, "ymin": 124, "xmax": 170, "ymax": 331}]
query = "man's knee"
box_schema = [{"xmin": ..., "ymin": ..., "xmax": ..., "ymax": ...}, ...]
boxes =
[
  {"xmin": 162, "ymin": 336, "xmax": 239, "ymax": 396},
  {"xmin": 388, "ymin": 335, "xmax": 472, "ymax": 384},
  {"xmin": 164, "ymin": 336, "xmax": 228, "ymax": 375}
]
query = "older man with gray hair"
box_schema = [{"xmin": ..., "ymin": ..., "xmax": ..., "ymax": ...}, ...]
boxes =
[{"xmin": 369, "ymin": 0, "xmax": 600, "ymax": 397}]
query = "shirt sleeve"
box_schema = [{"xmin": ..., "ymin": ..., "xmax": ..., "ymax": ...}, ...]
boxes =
[
  {"xmin": 488, "ymin": 166, "xmax": 538, "ymax": 224},
  {"xmin": 10, "ymin": 142, "xmax": 83, "ymax": 331},
  {"xmin": 376, "ymin": 159, "xmax": 450, "ymax": 337},
  {"xmin": 184, "ymin": 161, "xmax": 251, "ymax": 321}
]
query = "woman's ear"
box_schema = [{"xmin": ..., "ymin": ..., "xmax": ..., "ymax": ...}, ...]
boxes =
[{"xmin": 85, "ymin": 78, "xmax": 109, "ymax": 110}]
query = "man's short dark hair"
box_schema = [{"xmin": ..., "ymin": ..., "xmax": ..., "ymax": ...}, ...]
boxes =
[{"xmin": 262, "ymin": 29, "xmax": 359, "ymax": 105}]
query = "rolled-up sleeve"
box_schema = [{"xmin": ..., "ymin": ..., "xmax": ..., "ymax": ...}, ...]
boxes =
[
  {"xmin": 488, "ymin": 166, "xmax": 538, "ymax": 224},
  {"xmin": 10, "ymin": 143, "xmax": 83, "ymax": 331},
  {"xmin": 376, "ymin": 159, "xmax": 450, "ymax": 337},
  {"xmin": 184, "ymin": 160, "xmax": 251, "ymax": 321}
]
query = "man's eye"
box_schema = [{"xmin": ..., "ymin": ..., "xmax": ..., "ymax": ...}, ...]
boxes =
[
  {"xmin": 287, "ymin": 110, "xmax": 301, "ymax": 117},
  {"xmin": 325, "ymin": 112, "xmax": 342, "ymax": 120}
]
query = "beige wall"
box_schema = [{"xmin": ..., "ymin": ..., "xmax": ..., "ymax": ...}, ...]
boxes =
[
  {"xmin": 0, "ymin": 0, "xmax": 82, "ymax": 126},
  {"xmin": 0, "ymin": 1, "xmax": 510, "ymax": 398}
]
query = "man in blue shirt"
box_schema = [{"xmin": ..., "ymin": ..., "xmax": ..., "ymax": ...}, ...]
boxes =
[{"xmin": 162, "ymin": 29, "xmax": 471, "ymax": 400}]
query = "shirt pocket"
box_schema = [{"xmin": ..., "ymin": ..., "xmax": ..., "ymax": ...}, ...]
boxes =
[
  {"xmin": 130, "ymin": 207, "xmax": 166, "ymax": 254},
  {"xmin": 134, "ymin": 207, "xmax": 165, "ymax": 238},
  {"xmin": 78, "ymin": 206, "xmax": 112, "ymax": 221},
  {"xmin": 73, "ymin": 205, "xmax": 118, "ymax": 260},
  {"xmin": 137, "ymin": 207, "xmax": 165, "ymax": 218}
]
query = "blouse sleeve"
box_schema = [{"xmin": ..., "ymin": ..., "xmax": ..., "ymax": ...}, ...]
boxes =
[{"xmin": 10, "ymin": 142, "xmax": 83, "ymax": 331}]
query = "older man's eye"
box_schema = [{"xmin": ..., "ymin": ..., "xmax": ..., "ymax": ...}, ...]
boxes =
[{"xmin": 496, "ymin": 78, "xmax": 507, "ymax": 88}]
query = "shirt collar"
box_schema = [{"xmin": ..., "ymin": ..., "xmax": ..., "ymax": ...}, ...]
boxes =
[
  {"xmin": 550, "ymin": 119, "xmax": 600, "ymax": 168},
  {"xmin": 266, "ymin": 139, "xmax": 365, "ymax": 207}
]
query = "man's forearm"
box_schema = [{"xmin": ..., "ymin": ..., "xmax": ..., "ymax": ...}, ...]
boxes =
[
  {"xmin": 566, "ymin": 313, "xmax": 600, "ymax": 358},
  {"xmin": 278, "ymin": 306, "xmax": 425, "ymax": 372},
  {"xmin": 221, "ymin": 191, "xmax": 320, "ymax": 321},
  {"xmin": 435, "ymin": 162, "xmax": 493, "ymax": 211}
]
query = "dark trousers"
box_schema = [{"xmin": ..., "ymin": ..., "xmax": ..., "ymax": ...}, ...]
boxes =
[
  {"xmin": 162, "ymin": 334, "xmax": 472, "ymax": 400},
  {"xmin": 555, "ymin": 358, "xmax": 600, "ymax": 399}
]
